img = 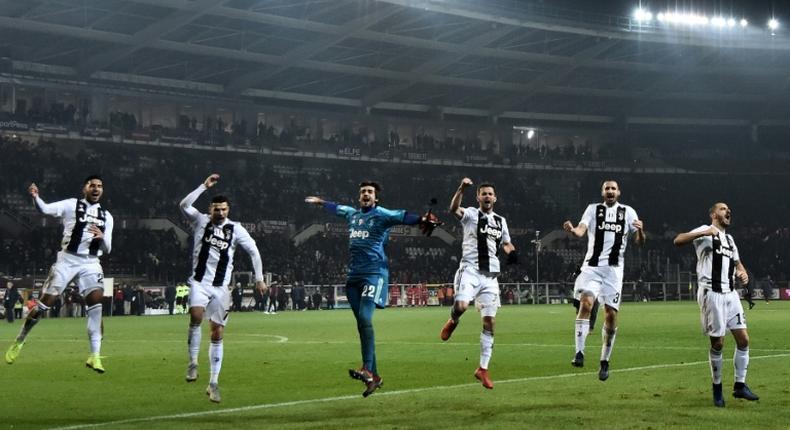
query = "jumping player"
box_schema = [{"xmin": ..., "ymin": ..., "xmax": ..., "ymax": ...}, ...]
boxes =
[
  {"xmin": 6, "ymin": 176, "xmax": 113, "ymax": 373},
  {"xmin": 563, "ymin": 180, "xmax": 644, "ymax": 381},
  {"xmin": 305, "ymin": 181, "xmax": 439, "ymax": 397},
  {"xmin": 180, "ymin": 173, "xmax": 267, "ymax": 403},
  {"xmin": 439, "ymin": 178, "xmax": 517, "ymax": 389}
]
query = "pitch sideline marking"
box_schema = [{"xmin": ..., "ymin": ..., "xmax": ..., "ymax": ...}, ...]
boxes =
[
  {"xmin": 50, "ymin": 353, "xmax": 790, "ymax": 430},
  {"xmin": 24, "ymin": 338, "xmax": 790, "ymax": 353}
]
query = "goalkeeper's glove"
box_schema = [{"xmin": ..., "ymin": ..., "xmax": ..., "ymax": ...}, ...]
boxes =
[{"xmin": 419, "ymin": 211, "xmax": 443, "ymax": 236}]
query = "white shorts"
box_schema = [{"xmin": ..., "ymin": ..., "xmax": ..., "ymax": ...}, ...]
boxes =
[
  {"xmin": 573, "ymin": 265, "xmax": 624, "ymax": 311},
  {"xmin": 42, "ymin": 252, "xmax": 104, "ymax": 297},
  {"xmin": 453, "ymin": 265, "xmax": 501, "ymax": 317},
  {"xmin": 697, "ymin": 287, "xmax": 746, "ymax": 337},
  {"xmin": 188, "ymin": 280, "xmax": 231, "ymax": 326}
]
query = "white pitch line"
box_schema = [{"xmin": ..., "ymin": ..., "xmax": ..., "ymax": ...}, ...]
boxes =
[
  {"xmin": 16, "ymin": 338, "xmax": 790, "ymax": 353},
  {"xmin": 49, "ymin": 353, "xmax": 790, "ymax": 430}
]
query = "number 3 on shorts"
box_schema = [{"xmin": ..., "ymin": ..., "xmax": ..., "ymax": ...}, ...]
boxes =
[{"xmin": 362, "ymin": 284, "xmax": 376, "ymax": 298}]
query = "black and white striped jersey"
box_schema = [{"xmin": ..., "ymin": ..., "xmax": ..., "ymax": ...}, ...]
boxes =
[
  {"xmin": 578, "ymin": 202, "xmax": 639, "ymax": 268},
  {"xmin": 459, "ymin": 207, "xmax": 510, "ymax": 274},
  {"xmin": 180, "ymin": 185, "xmax": 263, "ymax": 287},
  {"xmin": 691, "ymin": 225, "xmax": 740, "ymax": 293},
  {"xmin": 34, "ymin": 196, "xmax": 113, "ymax": 257}
]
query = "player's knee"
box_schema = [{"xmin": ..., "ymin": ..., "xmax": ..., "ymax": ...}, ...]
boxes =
[
  {"xmin": 735, "ymin": 333, "xmax": 749, "ymax": 349},
  {"xmin": 710, "ymin": 338, "xmax": 724, "ymax": 351},
  {"xmin": 482, "ymin": 316, "xmax": 495, "ymax": 334}
]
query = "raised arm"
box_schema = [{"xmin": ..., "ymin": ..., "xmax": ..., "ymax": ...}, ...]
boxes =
[
  {"xmin": 450, "ymin": 177, "xmax": 473, "ymax": 219},
  {"xmin": 180, "ymin": 174, "xmax": 218, "ymax": 221},
  {"xmin": 673, "ymin": 226, "xmax": 717, "ymax": 247},
  {"xmin": 29, "ymin": 183, "xmax": 66, "ymax": 216}
]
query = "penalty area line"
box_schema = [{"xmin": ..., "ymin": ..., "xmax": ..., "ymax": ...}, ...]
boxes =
[{"xmin": 49, "ymin": 353, "xmax": 790, "ymax": 430}]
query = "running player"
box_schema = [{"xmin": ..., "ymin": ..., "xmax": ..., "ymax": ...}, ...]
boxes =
[
  {"xmin": 673, "ymin": 202, "xmax": 759, "ymax": 407},
  {"xmin": 563, "ymin": 180, "xmax": 644, "ymax": 380},
  {"xmin": 305, "ymin": 181, "xmax": 439, "ymax": 397},
  {"xmin": 5, "ymin": 176, "xmax": 113, "ymax": 373},
  {"xmin": 439, "ymin": 178, "xmax": 517, "ymax": 389},
  {"xmin": 180, "ymin": 174, "xmax": 267, "ymax": 403}
]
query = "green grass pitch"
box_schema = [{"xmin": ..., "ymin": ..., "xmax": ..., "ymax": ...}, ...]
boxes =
[{"xmin": 1, "ymin": 301, "xmax": 789, "ymax": 429}]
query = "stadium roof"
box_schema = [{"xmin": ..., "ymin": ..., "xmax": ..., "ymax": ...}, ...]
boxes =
[{"xmin": 2, "ymin": 0, "xmax": 790, "ymax": 125}]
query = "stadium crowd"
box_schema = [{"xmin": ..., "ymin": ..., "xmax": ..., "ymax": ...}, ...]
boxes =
[{"xmin": 1, "ymin": 130, "xmax": 789, "ymax": 297}]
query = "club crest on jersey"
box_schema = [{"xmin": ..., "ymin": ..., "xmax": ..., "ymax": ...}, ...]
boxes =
[
  {"xmin": 479, "ymin": 224, "xmax": 503, "ymax": 239},
  {"xmin": 597, "ymin": 221, "xmax": 623, "ymax": 233},
  {"xmin": 349, "ymin": 229, "xmax": 370, "ymax": 239}
]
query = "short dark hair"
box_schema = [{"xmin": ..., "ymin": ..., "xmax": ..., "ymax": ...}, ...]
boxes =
[
  {"xmin": 359, "ymin": 181, "xmax": 381, "ymax": 202},
  {"xmin": 477, "ymin": 182, "xmax": 495, "ymax": 193},
  {"xmin": 709, "ymin": 202, "xmax": 725, "ymax": 215},
  {"xmin": 83, "ymin": 174, "xmax": 103, "ymax": 185},
  {"xmin": 358, "ymin": 181, "xmax": 381, "ymax": 193},
  {"xmin": 211, "ymin": 195, "xmax": 230, "ymax": 205}
]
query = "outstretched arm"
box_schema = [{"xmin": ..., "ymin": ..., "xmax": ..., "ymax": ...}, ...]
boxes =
[
  {"xmin": 180, "ymin": 174, "xmax": 218, "ymax": 221},
  {"xmin": 450, "ymin": 177, "xmax": 473, "ymax": 219},
  {"xmin": 673, "ymin": 226, "xmax": 717, "ymax": 247},
  {"xmin": 305, "ymin": 196, "xmax": 341, "ymax": 216}
]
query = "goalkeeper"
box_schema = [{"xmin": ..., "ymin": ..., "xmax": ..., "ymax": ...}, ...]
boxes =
[
  {"xmin": 439, "ymin": 178, "xmax": 517, "ymax": 390},
  {"xmin": 305, "ymin": 180, "xmax": 441, "ymax": 398}
]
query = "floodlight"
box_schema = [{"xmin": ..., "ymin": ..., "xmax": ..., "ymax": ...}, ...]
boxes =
[
  {"xmin": 633, "ymin": 8, "xmax": 652, "ymax": 22},
  {"xmin": 769, "ymin": 19, "xmax": 779, "ymax": 30}
]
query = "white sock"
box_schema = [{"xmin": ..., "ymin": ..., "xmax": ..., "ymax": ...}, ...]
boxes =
[
  {"xmin": 188, "ymin": 324, "xmax": 201, "ymax": 365},
  {"xmin": 86, "ymin": 304, "xmax": 102, "ymax": 355},
  {"xmin": 479, "ymin": 329, "xmax": 494, "ymax": 369},
  {"xmin": 600, "ymin": 325, "xmax": 617, "ymax": 361},
  {"xmin": 709, "ymin": 348, "xmax": 723, "ymax": 384},
  {"xmin": 209, "ymin": 340, "xmax": 224, "ymax": 384},
  {"xmin": 575, "ymin": 319, "xmax": 590, "ymax": 354},
  {"xmin": 734, "ymin": 348, "xmax": 749, "ymax": 383}
]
